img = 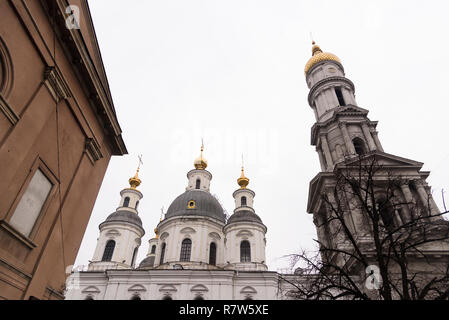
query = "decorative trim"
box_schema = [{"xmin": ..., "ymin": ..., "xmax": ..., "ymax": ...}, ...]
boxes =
[
  {"xmin": 43, "ymin": 66, "xmax": 71, "ymax": 102},
  {"xmin": 0, "ymin": 36, "xmax": 14, "ymax": 98},
  {"xmin": 81, "ymin": 286, "xmax": 101, "ymax": 294},
  {"xmin": 85, "ymin": 137, "xmax": 103, "ymax": 163},
  {"xmin": 0, "ymin": 93, "xmax": 19, "ymax": 125},
  {"xmin": 45, "ymin": 286, "xmax": 65, "ymax": 300},
  {"xmin": 128, "ymin": 284, "xmax": 146, "ymax": 292},
  {"xmin": 0, "ymin": 220, "xmax": 37, "ymax": 250},
  {"xmin": 159, "ymin": 284, "xmax": 177, "ymax": 292},
  {"xmin": 180, "ymin": 227, "xmax": 196, "ymax": 234},
  {"xmin": 191, "ymin": 284, "xmax": 209, "ymax": 292},
  {"xmin": 308, "ymin": 76, "xmax": 355, "ymax": 107}
]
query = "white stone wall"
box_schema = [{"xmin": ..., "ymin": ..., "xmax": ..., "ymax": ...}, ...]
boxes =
[
  {"xmin": 90, "ymin": 222, "xmax": 144, "ymax": 270},
  {"xmin": 186, "ymin": 169, "xmax": 212, "ymax": 192},
  {"xmin": 65, "ymin": 270, "xmax": 281, "ymax": 300},
  {"xmin": 233, "ymin": 189, "xmax": 255, "ymax": 209},
  {"xmin": 224, "ymin": 222, "xmax": 267, "ymax": 271},
  {"xmin": 118, "ymin": 188, "xmax": 142, "ymax": 213},
  {"xmin": 154, "ymin": 216, "xmax": 226, "ymax": 267}
]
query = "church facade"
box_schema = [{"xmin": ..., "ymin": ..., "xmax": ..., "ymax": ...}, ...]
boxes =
[
  {"xmin": 65, "ymin": 147, "xmax": 284, "ymax": 300},
  {"xmin": 65, "ymin": 42, "xmax": 448, "ymax": 300}
]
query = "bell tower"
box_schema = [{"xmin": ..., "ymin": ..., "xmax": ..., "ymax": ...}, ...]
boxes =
[
  {"xmin": 89, "ymin": 168, "xmax": 145, "ymax": 271},
  {"xmin": 306, "ymin": 41, "xmax": 384, "ymax": 172},
  {"xmin": 305, "ymin": 42, "xmax": 443, "ymax": 259}
]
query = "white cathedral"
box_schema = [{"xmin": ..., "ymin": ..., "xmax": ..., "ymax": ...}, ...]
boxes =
[
  {"xmin": 65, "ymin": 146, "xmax": 282, "ymax": 300},
  {"xmin": 65, "ymin": 42, "xmax": 448, "ymax": 300}
]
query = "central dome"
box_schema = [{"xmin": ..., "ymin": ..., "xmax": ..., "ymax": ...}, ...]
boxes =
[{"xmin": 165, "ymin": 190, "xmax": 226, "ymax": 223}]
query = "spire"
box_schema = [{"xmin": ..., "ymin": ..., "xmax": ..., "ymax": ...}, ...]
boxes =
[
  {"xmin": 194, "ymin": 140, "xmax": 208, "ymax": 170},
  {"xmin": 237, "ymin": 155, "xmax": 249, "ymax": 189},
  {"xmin": 129, "ymin": 155, "xmax": 143, "ymax": 189},
  {"xmin": 311, "ymin": 40, "xmax": 322, "ymax": 56}
]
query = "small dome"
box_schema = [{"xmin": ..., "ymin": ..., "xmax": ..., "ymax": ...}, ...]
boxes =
[
  {"xmin": 227, "ymin": 209, "xmax": 265, "ymax": 226},
  {"xmin": 129, "ymin": 169, "xmax": 141, "ymax": 189},
  {"xmin": 165, "ymin": 190, "xmax": 226, "ymax": 223},
  {"xmin": 139, "ymin": 256, "xmax": 155, "ymax": 269},
  {"xmin": 102, "ymin": 210, "xmax": 143, "ymax": 228},
  {"xmin": 304, "ymin": 42, "xmax": 341, "ymax": 75},
  {"xmin": 194, "ymin": 155, "xmax": 208, "ymax": 170},
  {"xmin": 194, "ymin": 145, "xmax": 208, "ymax": 170},
  {"xmin": 237, "ymin": 167, "xmax": 249, "ymax": 189}
]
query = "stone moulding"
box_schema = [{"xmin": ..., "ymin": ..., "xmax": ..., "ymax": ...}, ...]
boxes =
[
  {"xmin": 85, "ymin": 137, "xmax": 103, "ymax": 163},
  {"xmin": 44, "ymin": 66, "xmax": 72, "ymax": 102},
  {"xmin": 0, "ymin": 93, "xmax": 19, "ymax": 125}
]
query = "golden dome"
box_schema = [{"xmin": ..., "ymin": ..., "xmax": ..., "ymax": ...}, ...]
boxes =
[
  {"xmin": 237, "ymin": 167, "xmax": 249, "ymax": 189},
  {"xmin": 194, "ymin": 145, "xmax": 208, "ymax": 170},
  {"xmin": 154, "ymin": 227, "xmax": 159, "ymax": 239},
  {"xmin": 304, "ymin": 41, "xmax": 341, "ymax": 75},
  {"xmin": 129, "ymin": 168, "xmax": 141, "ymax": 189}
]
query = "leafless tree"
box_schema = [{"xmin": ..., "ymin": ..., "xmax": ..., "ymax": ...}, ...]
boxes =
[{"xmin": 282, "ymin": 155, "xmax": 449, "ymax": 300}]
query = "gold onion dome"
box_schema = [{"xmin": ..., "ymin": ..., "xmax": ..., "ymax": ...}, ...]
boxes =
[
  {"xmin": 129, "ymin": 168, "xmax": 141, "ymax": 189},
  {"xmin": 194, "ymin": 145, "xmax": 208, "ymax": 170},
  {"xmin": 304, "ymin": 41, "xmax": 341, "ymax": 75},
  {"xmin": 237, "ymin": 167, "xmax": 249, "ymax": 189}
]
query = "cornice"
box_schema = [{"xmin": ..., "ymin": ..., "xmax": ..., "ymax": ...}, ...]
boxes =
[
  {"xmin": 308, "ymin": 76, "xmax": 355, "ymax": 107},
  {"xmin": 39, "ymin": 0, "xmax": 127, "ymax": 155},
  {"xmin": 310, "ymin": 106, "xmax": 372, "ymax": 145}
]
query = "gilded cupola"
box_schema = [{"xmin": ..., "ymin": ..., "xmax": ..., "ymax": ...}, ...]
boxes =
[{"xmin": 304, "ymin": 41, "xmax": 341, "ymax": 75}]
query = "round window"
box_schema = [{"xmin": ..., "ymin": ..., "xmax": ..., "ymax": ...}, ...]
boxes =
[{"xmin": 187, "ymin": 200, "xmax": 196, "ymax": 209}]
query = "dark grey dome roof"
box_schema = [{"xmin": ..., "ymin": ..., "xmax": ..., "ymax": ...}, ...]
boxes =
[
  {"xmin": 139, "ymin": 256, "xmax": 155, "ymax": 268},
  {"xmin": 102, "ymin": 210, "xmax": 143, "ymax": 228},
  {"xmin": 165, "ymin": 190, "xmax": 226, "ymax": 223},
  {"xmin": 227, "ymin": 209, "xmax": 265, "ymax": 226}
]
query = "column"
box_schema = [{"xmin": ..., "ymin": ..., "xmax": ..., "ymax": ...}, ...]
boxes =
[
  {"xmin": 326, "ymin": 191, "xmax": 346, "ymax": 245},
  {"xmin": 419, "ymin": 182, "xmax": 441, "ymax": 216},
  {"xmin": 320, "ymin": 134, "xmax": 334, "ymax": 171},
  {"xmin": 414, "ymin": 180, "xmax": 431, "ymax": 217},
  {"xmin": 361, "ymin": 122, "xmax": 376, "ymax": 151},
  {"xmin": 400, "ymin": 184, "xmax": 417, "ymax": 220},
  {"xmin": 371, "ymin": 131, "xmax": 384, "ymax": 152},
  {"xmin": 316, "ymin": 147, "xmax": 326, "ymax": 171},
  {"xmin": 342, "ymin": 87, "xmax": 355, "ymax": 106},
  {"xmin": 339, "ymin": 122, "xmax": 356, "ymax": 155},
  {"xmin": 314, "ymin": 213, "xmax": 329, "ymax": 249}
]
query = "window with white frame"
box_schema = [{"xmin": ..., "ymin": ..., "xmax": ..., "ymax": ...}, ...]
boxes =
[{"xmin": 9, "ymin": 169, "xmax": 52, "ymax": 237}]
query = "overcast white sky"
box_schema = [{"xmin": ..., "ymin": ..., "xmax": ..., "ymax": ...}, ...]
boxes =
[{"xmin": 75, "ymin": 0, "xmax": 449, "ymax": 271}]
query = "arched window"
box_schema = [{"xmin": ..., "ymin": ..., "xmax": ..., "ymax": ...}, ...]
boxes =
[
  {"xmin": 209, "ymin": 242, "xmax": 216, "ymax": 265},
  {"xmin": 353, "ymin": 138, "xmax": 366, "ymax": 156},
  {"xmin": 180, "ymin": 239, "xmax": 192, "ymax": 262},
  {"xmin": 131, "ymin": 247, "xmax": 138, "ymax": 267},
  {"xmin": 195, "ymin": 179, "xmax": 201, "ymax": 189},
  {"xmin": 162, "ymin": 295, "xmax": 172, "ymax": 300},
  {"xmin": 240, "ymin": 241, "xmax": 251, "ymax": 262},
  {"xmin": 194, "ymin": 295, "xmax": 204, "ymax": 300},
  {"xmin": 130, "ymin": 295, "xmax": 141, "ymax": 300},
  {"xmin": 241, "ymin": 196, "xmax": 247, "ymax": 206},
  {"xmin": 101, "ymin": 240, "xmax": 115, "ymax": 262},
  {"xmin": 159, "ymin": 243, "xmax": 166, "ymax": 264},
  {"xmin": 85, "ymin": 296, "xmax": 94, "ymax": 300},
  {"xmin": 376, "ymin": 199, "xmax": 395, "ymax": 231},
  {"xmin": 335, "ymin": 87, "xmax": 346, "ymax": 106},
  {"xmin": 135, "ymin": 200, "xmax": 139, "ymax": 210},
  {"xmin": 123, "ymin": 197, "xmax": 130, "ymax": 207},
  {"xmin": 151, "ymin": 245, "xmax": 156, "ymax": 254}
]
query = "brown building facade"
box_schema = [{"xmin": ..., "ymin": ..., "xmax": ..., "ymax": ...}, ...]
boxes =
[{"xmin": 0, "ymin": 0, "xmax": 126, "ymax": 299}]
